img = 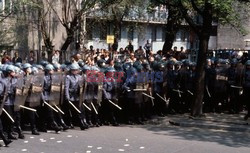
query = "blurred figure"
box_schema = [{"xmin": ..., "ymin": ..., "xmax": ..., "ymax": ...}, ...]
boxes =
[
  {"xmin": 27, "ymin": 51, "xmax": 37, "ymax": 64},
  {"xmin": 12, "ymin": 52, "xmax": 22, "ymax": 64},
  {"xmin": 52, "ymin": 50, "xmax": 60, "ymax": 64}
]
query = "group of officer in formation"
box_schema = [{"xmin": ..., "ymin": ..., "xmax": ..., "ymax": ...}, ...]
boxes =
[{"xmin": 0, "ymin": 51, "xmax": 250, "ymax": 147}]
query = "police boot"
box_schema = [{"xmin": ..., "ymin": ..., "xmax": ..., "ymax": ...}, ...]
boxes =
[
  {"xmin": 50, "ymin": 121, "xmax": 62, "ymax": 133},
  {"xmin": 60, "ymin": 119, "xmax": 69, "ymax": 131},
  {"xmin": 17, "ymin": 126, "xmax": 25, "ymax": 139},
  {"xmin": 80, "ymin": 119, "xmax": 89, "ymax": 130},
  {"xmin": 0, "ymin": 131, "xmax": 12, "ymax": 147},
  {"xmin": 8, "ymin": 132, "xmax": 18, "ymax": 140},
  {"xmin": 32, "ymin": 128, "xmax": 40, "ymax": 135}
]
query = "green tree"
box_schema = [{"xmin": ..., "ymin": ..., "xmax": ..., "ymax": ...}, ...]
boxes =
[
  {"xmin": 149, "ymin": 0, "xmax": 183, "ymax": 54},
  {"xmin": 178, "ymin": 0, "xmax": 250, "ymax": 116}
]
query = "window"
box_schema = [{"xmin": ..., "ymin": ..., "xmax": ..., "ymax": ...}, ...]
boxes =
[
  {"xmin": 152, "ymin": 26, "xmax": 157, "ymax": 41},
  {"xmin": 86, "ymin": 24, "xmax": 93, "ymax": 40},
  {"xmin": 127, "ymin": 26, "xmax": 134, "ymax": 41},
  {"xmin": 100, "ymin": 24, "xmax": 107, "ymax": 40}
]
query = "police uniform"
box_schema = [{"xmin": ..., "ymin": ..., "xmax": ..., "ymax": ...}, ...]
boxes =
[
  {"xmin": 83, "ymin": 65, "xmax": 101, "ymax": 127},
  {"xmin": 64, "ymin": 63, "xmax": 88, "ymax": 130},
  {"xmin": 40, "ymin": 64, "xmax": 62, "ymax": 132},
  {"xmin": 243, "ymin": 60, "xmax": 250, "ymax": 120},
  {"xmin": 152, "ymin": 62, "xmax": 166, "ymax": 116},
  {"xmin": 23, "ymin": 63, "xmax": 40, "ymax": 135},
  {"xmin": 1, "ymin": 65, "xmax": 20, "ymax": 140},
  {"xmin": 226, "ymin": 60, "xmax": 242, "ymax": 113},
  {"xmin": 122, "ymin": 67, "xmax": 137, "ymax": 124},
  {"xmin": 102, "ymin": 67, "xmax": 120, "ymax": 126},
  {"xmin": 166, "ymin": 61, "xmax": 181, "ymax": 114},
  {"xmin": 0, "ymin": 77, "xmax": 12, "ymax": 146}
]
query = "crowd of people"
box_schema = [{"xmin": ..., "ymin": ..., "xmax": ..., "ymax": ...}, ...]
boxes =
[{"xmin": 0, "ymin": 43, "xmax": 249, "ymax": 147}]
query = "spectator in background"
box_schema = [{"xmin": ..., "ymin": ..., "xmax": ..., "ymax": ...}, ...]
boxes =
[
  {"xmin": 1, "ymin": 52, "xmax": 11, "ymax": 64},
  {"xmin": 144, "ymin": 40, "xmax": 152, "ymax": 59},
  {"xmin": 41, "ymin": 52, "xmax": 48, "ymax": 62},
  {"xmin": 27, "ymin": 51, "xmax": 37, "ymax": 64},
  {"xmin": 126, "ymin": 41, "xmax": 134, "ymax": 52},
  {"xmin": 52, "ymin": 50, "xmax": 60, "ymax": 64},
  {"xmin": 12, "ymin": 51, "xmax": 22, "ymax": 64}
]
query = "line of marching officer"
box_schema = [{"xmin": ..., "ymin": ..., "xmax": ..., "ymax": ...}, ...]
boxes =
[{"xmin": 1, "ymin": 57, "xmax": 250, "ymax": 147}]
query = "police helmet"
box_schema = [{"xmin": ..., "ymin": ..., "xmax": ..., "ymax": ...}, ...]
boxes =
[
  {"xmin": 45, "ymin": 64, "xmax": 54, "ymax": 71},
  {"xmin": 15, "ymin": 62, "xmax": 22, "ymax": 68},
  {"xmin": 53, "ymin": 63, "xmax": 61, "ymax": 70},
  {"xmin": 23, "ymin": 63, "xmax": 32, "ymax": 69},
  {"xmin": 6, "ymin": 65, "xmax": 16, "ymax": 73},
  {"xmin": 82, "ymin": 65, "xmax": 91, "ymax": 73},
  {"xmin": 78, "ymin": 61, "xmax": 84, "ymax": 68},
  {"xmin": 36, "ymin": 65, "xmax": 44, "ymax": 70},
  {"xmin": 70, "ymin": 63, "xmax": 80, "ymax": 70},
  {"xmin": 32, "ymin": 67, "xmax": 39, "ymax": 74}
]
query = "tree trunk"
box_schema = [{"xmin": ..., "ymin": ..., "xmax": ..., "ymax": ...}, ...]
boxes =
[
  {"xmin": 162, "ymin": 30, "xmax": 176, "ymax": 54},
  {"xmin": 162, "ymin": 6, "xmax": 180, "ymax": 55},
  {"xmin": 191, "ymin": 2, "xmax": 213, "ymax": 117},
  {"xmin": 191, "ymin": 35, "xmax": 209, "ymax": 116},
  {"xmin": 61, "ymin": 36, "xmax": 73, "ymax": 61}
]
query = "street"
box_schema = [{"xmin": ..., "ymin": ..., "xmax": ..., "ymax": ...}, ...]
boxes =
[{"xmin": 1, "ymin": 121, "xmax": 250, "ymax": 153}]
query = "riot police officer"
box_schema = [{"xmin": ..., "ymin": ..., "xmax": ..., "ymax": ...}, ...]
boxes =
[
  {"xmin": 64, "ymin": 63, "xmax": 88, "ymax": 130},
  {"xmin": 243, "ymin": 60, "xmax": 250, "ymax": 120},
  {"xmin": 102, "ymin": 67, "xmax": 120, "ymax": 126},
  {"xmin": 23, "ymin": 63, "xmax": 40, "ymax": 135},
  {"xmin": 40, "ymin": 64, "xmax": 62, "ymax": 132},
  {"xmin": 0, "ymin": 77, "xmax": 12, "ymax": 146},
  {"xmin": 1, "ymin": 65, "xmax": 19, "ymax": 139},
  {"xmin": 167, "ymin": 61, "xmax": 181, "ymax": 114},
  {"xmin": 122, "ymin": 67, "xmax": 137, "ymax": 124},
  {"xmin": 83, "ymin": 65, "xmax": 102, "ymax": 127},
  {"xmin": 226, "ymin": 59, "xmax": 242, "ymax": 114}
]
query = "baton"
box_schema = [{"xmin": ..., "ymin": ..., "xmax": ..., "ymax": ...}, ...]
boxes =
[
  {"xmin": 108, "ymin": 100, "xmax": 122, "ymax": 110},
  {"xmin": 54, "ymin": 105, "xmax": 65, "ymax": 115},
  {"xmin": 230, "ymin": 85, "xmax": 242, "ymax": 89},
  {"xmin": 150, "ymin": 91, "xmax": 155, "ymax": 106},
  {"xmin": 91, "ymin": 102, "xmax": 98, "ymax": 115},
  {"xmin": 143, "ymin": 92, "xmax": 155, "ymax": 99},
  {"xmin": 206, "ymin": 86, "xmax": 211, "ymax": 98},
  {"xmin": 20, "ymin": 105, "xmax": 37, "ymax": 112},
  {"xmin": 156, "ymin": 93, "xmax": 168, "ymax": 103},
  {"xmin": 3, "ymin": 108, "xmax": 15, "ymax": 123},
  {"xmin": 133, "ymin": 89, "xmax": 147, "ymax": 92},
  {"xmin": 173, "ymin": 89, "xmax": 182, "ymax": 97},
  {"xmin": 44, "ymin": 101, "xmax": 58, "ymax": 113},
  {"xmin": 164, "ymin": 95, "xmax": 170, "ymax": 104},
  {"xmin": 68, "ymin": 101, "xmax": 81, "ymax": 113},
  {"xmin": 187, "ymin": 90, "xmax": 194, "ymax": 96},
  {"xmin": 82, "ymin": 103, "xmax": 91, "ymax": 111}
]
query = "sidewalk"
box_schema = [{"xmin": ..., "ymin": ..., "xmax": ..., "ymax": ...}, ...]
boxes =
[{"xmin": 147, "ymin": 113, "xmax": 250, "ymax": 132}]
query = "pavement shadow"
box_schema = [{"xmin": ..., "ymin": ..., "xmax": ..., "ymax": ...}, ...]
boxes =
[
  {"xmin": 122, "ymin": 114, "xmax": 250, "ymax": 148},
  {"xmin": 139, "ymin": 115, "xmax": 250, "ymax": 148}
]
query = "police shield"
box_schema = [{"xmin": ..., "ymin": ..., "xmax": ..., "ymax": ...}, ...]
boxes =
[
  {"xmin": 26, "ymin": 73, "xmax": 44, "ymax": 107},
  {"xmin": 97, "ymin": 81, "xmax": 103, "ymax": 104},
  {"xmin": 134, "ymin": 82, "xmax": 146, "ymax": 104},
  {"xmin": 78, "ymin": 74, "xmax": 84, "ymax": 107},
  {"xmin": 49, "ymin": 72, "xmax": 63, "ymax": 105},
  {"xmin": 0, "ymin": 82, "xmax": 8, "ymax": 115},
  {"xmin": 14, "ymin": 75, "xmax": 32, "ymax": 111}
]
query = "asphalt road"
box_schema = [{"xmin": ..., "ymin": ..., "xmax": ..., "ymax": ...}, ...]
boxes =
[{"xmin": 1, "ymin": 123, "xmax": 250, "ymax": 153}]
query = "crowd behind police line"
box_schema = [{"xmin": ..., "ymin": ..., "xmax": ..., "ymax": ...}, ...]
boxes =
[{"xmin": 0, "ymin": 44, "xmax": 250, "ymax": 147}]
